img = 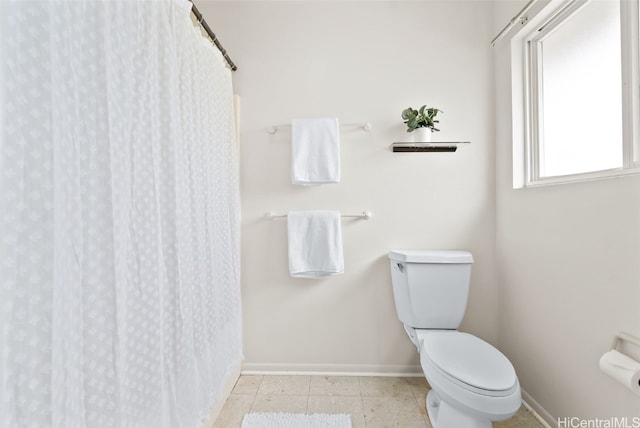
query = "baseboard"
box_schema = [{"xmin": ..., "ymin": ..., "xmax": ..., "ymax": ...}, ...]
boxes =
[
  {"xmin": 521, "ymin": 388, "xmax": 556, "ymax": 428},
  {"xmin": 241, "ymin": 362, "xmax": 423, "ymax": 377},
  {"xmin": 204, "ymin": 361, "xmax": 242, "ymax": 428}
]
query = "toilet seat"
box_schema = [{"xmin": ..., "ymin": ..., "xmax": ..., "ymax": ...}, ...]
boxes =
[{"xmin": 415, "ymin": 330, "xmax": 518, "ymax": 397}]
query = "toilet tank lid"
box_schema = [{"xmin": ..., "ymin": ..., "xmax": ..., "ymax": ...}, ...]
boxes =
[{"xmin": 389, "ymin": 250, "xmax": 473, "ymax": 264}]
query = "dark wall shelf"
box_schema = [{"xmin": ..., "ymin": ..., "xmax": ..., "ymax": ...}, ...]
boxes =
[{"xmin": 390, "ymin": 142, "xmax": 470, "ymax": 153}]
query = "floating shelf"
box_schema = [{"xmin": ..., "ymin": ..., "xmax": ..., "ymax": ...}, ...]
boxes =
[{"xmin": 391, "ymin": 142, "xmax": 471, "ymax": 153}]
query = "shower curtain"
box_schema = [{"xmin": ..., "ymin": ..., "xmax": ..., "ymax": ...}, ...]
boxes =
[{"xmin": 0, "ymin": 1, "xmax": 242, "ymax": 427}]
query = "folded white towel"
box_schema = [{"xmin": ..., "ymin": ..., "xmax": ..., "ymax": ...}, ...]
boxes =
[
  {"xmin": 287, "ymin": 210, "xmax": 344, "ymax": 278},
  {"xmin": 291, "ymin": 118, "xmax": 340, "ymax": 185}
]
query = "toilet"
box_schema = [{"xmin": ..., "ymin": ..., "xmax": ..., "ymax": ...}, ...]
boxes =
[{"xmin": 388, "ymin": 250, "xmax": 521, "ymax": 428}]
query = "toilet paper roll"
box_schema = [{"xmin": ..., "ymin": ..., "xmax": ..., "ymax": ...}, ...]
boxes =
[{"xmin": 599, "ymin": 350, "xmax": 640, "ymax": 395}]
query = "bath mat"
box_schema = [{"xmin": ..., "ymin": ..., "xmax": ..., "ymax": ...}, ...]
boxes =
[{"xmin": 241, "ymin": 412, "xmax": 352, "ymax": 428}]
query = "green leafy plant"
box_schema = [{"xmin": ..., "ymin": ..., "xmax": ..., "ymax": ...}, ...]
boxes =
[{"xmin": 401, "ymin": 105, "xmax": 443, "ymax": 133}]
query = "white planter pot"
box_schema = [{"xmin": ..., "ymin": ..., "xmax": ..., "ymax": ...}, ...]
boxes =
[{"xmin": 412, "ymin": 127, "xmax": 432, "ymax": 142}]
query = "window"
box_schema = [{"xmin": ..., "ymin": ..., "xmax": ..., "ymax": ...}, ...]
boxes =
[{"xmin": 516, "ymin": 0, "xmax": 640, "ymax": 186}]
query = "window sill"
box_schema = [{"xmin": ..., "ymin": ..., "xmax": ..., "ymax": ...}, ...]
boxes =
[{"xmin": 522, "ymin": 166, "xmax": 640, "ymax": 188}]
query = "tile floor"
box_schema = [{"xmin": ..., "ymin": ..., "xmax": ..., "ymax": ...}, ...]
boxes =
[{"xmin": 213, "ymin": 375, "xmax": 546, "ymax": 428}]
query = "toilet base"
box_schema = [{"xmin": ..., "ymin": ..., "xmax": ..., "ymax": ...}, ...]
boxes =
[{"xmin": 426, "ymin": 390, "xmax": 492, "ymax": 428}]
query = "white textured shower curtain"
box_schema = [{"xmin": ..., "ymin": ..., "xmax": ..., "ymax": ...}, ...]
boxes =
[{"xmin": 0, "ymin": 1, "xmax": 241, "ymax": 427}]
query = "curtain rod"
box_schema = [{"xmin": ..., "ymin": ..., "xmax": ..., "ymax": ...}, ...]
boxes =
[
  {"xmin": 189, "ymin": 1, "xmax": 237, "ymax": 71},
  {"xmin": 491, "ymin": 0, "xmax": 537, "ymax": 46}
]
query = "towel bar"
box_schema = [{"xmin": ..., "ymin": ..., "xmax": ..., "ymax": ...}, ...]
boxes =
[
  {"xmin": 267, "ymin": 122, "xmax": 372, "ymax": 135},
  {"xmin": 266, "ymin": 211, "xmax": 372, "ymax": 220}
]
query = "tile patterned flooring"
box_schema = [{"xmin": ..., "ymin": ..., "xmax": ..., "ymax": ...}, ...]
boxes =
[{"xmin": 213, "ymin": 375, "xmax": 546, "ymax": 428}]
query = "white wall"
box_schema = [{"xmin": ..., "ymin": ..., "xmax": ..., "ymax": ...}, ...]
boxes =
[
  {"xmin": 494, "ymin": 1, "xmax": 640, "ymax": 422},
  {"xmin": 201, "ymin": 0, "xmax": 497, "ymax": 374}
]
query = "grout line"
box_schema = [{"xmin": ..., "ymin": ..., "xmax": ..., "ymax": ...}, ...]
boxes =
[
  {"xmin": 247, "ymin": 375, "xmax": 263, "ymax": 413},
  {"xmin": 358, "ymin": 377, "xmax": 369, "ymax": 428},
  {"xmin": 307, "ymin": 375, "xmax": 311, "ymax": 414}
]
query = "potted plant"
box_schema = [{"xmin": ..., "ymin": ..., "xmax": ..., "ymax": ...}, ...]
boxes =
[{"xmin": 401, "ymin": 105, "xmax": 443, "ymax": 142}]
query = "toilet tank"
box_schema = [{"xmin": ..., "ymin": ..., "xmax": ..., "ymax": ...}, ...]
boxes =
[{"xmin": 388, "ymin": 250, "xmax": 474, "ymax": 329}]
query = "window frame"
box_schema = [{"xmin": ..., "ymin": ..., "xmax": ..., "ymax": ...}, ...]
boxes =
[{"xmin": 517, "ymin": 0, "xmax": 640, "ymax": 187}]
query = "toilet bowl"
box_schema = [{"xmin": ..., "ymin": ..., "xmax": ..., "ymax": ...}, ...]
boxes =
[
  {"xmin": 413, "ymin": 328, "xmax": 521, "ymax": 427},
  {"xmin": 388, "ymin": 250, "xmax": 521, "ymax": 427}
]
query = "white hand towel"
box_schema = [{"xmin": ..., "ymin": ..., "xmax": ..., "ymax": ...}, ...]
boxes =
[
  {"xmin": 287, "ymin": 210, "xmax": 344, "ymax": 278},
  {"xmin": 291, "ymin": 118, "xmax": 340, "ymax": 185}
]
